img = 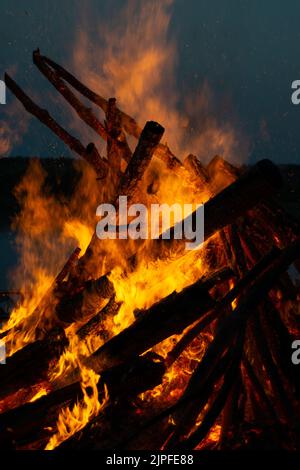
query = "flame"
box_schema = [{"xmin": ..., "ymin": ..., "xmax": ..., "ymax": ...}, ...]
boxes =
[
  {"xmin": 29, "ymin": 387, "xmax": 48, "ymax": 403},
  {"xmin": 45, "ymin": 367, "xmax": 108, "ymax": 450},
  {"xmin": 0, "ymin": 0, "xmax": 245, "ymax": 450},
  {"xmin": 72, "ymin": 0, "xmax": 247, "ymax": 162}
]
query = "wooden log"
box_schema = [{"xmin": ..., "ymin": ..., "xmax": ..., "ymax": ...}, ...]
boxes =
[
  {"xmin": 0, "ymin": 327, "xmax": 67, "ymax": 403},
  {"xmin": 34, "ymin": 50, "xmax": 132, "ymax": 166},
  {"xmin": 54, "ymin": 247, "xmax": 81, "ymax": 285},
  {"xmin": 51, "ymin": 274, "xmax": 216, "ymax": 390},
  {"xmin": 76, "ymin": 297, "xmax": 121, "ymax": 341},
  {"xmin": 242, "ymin": 356, "xmax": 279, "ymax": 422},
  {"xmin": 106, "ymin": 97, "xmax": 124, "ymax": 178},
  {"xmin": 138, "ymin": 238, "xmax": 300, "ymax": 445},
  {"xmin": 76, "ymin": 120, "xmax": 164, "ymax": 278},
  {"xmin": 149, "ymin": 159, "xmax": 283, "ymax": 260},
  {"xmin": 33, "ymin": 49, "xmax": 108, "ymax": 140},
  {"xmin": 263, "ymin": 299, "xmax": 300, "ymax": 395},
  {"xmin": 122, "ymin": 340, "xmax": 238, "ymax": 450},
  {"xmin": 0, "ymin": 353, "xmax": 166, "ymax": 448},
  {"xmin": 105, "ymin": 97, "xmax": 132, "ymax": 164},
  {"xmin": 40, "ymin": 53, "xmax": 142, "ymax": 138},
  {"xmin": 250, "ymin": 312, "xmax": 295, "ymax": 421},
  {"xmin": 0, "ymin": 275, "xmax": 114, "ymax": 403},
  {"xmin": 0, "ymin": 247, "xmax": 81, "ymax": 342},
  {"xmin": 219, "ymin": 369, "xmax": 243, "ymax": 448},
  {"xmin": 183, "ymin": 154, "xmax": 210, "ymax": 188},
  {"xmin": 117, "ymin": 121, "xmax": 164, "ymax": 202},
  {"xmin": 4, "ymin": 73, "xmax": 108, "ymax": 178},
  {"xmin": 78, "ymin": 159, "xmax": 283, "ymax": 283},
  {"xmin": 37, "ymin": 53, "xmax": 182, "ymax": 170},
  {"xmin": 226, "ymin": 223, "xmax": 248, "ymax": 277},
  {"xmin": 55, "ymin": 275, "xmax": 114, "ymax": 325},
  {"xmin": 206, "ymin": 155, "xmax": 240, "ymax": 194},
  {"xmin": 169, "ymin": 332, "xmax": 245, "ymax": 450}
]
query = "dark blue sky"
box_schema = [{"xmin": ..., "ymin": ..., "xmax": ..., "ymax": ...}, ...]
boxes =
[{"xmin": 1, "ymin": 0, "xmax": 300, "ymax": 164}]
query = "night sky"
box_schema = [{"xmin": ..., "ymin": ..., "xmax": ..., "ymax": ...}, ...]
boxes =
[{"xmin": 1, "ymin": 0, "xmax": 300, "ymax": 164}]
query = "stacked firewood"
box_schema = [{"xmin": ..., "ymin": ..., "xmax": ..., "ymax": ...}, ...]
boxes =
[{"xmin": 1, "ymin": 50, "xmax": 300, "ymax": 450}]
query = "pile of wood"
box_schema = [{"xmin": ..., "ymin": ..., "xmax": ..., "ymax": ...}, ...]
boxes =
[{"xmin": 1, "ymin": 51, "xmax": 300, "ymax": 450}]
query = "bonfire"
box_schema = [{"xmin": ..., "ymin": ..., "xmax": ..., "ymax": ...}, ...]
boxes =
[{"xmin": 0, "ymin": 50, "xmax": 299, "ymax": 450}]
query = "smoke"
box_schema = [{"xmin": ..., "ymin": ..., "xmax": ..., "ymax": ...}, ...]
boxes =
[
  {"xmin": 0, "ymin": 99, "xmax": 30, "ymax": 157},
  {"xmin": 69, "ymin": 0, "xmax": 249, "ymax": 163}
]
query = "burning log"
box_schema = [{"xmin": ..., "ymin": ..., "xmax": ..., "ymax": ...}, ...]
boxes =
[
  {"xmin": 51, "ymin": 270, "xmax": 224, "ymax": 390},
  {"xmin": 249, "ymin": 312, "xmax": 294, "ymax": 421},
  {"xmin": 34, "ymin": 50, "xmax": 132, "ymax": 166},
  {"xmin": 55, "ymin": 274, "xmax": 114, "ymax": 325},
  {"xmin": 77, "ymin": 120, "xmax": 165, "ymax": 278},
  {"xmin": 77, "ymin": 158, "xmax": 283, "ymax": 282},
  {"xmin": 242, "ymin": 356, "xmax": 278, "ymax": 422},
  {"xmin": 117, "ymin": 121, "xmax": 164, "ymax": 201},
  {"xmin": 0, "ymin": 327, "xmax": 67, "ymax": 404},
  {"xmin": 33, "ymin": 49, "xmax": 108, "ymax": 141},
  {"xmin": 122, "ymin": 239, "xmax": 300, "ymax": 450},
  {"xmin": 0, "ymin": 275, "xmax": 114, "ymax": 403},
  {"xmin": 33, "ymin": 52, "xmax": 182, "ymax": 169},
  {"xmin": 0, "ymin": 247, "xmax": 81, "ymax": 342},
  {"xmin": 150, "ymin": 159, "xmax": 283, "ymax": 259},
  {"xmin": 183, "ymin": 154, "xmax": 210, "ymax": 188},
  {"xmin": 173, "ymin": 332, "xmax": 245, "ymax": 451},
  {"xmin": 0, "ymin": 352, "xmax": 166, "ymax": 449},
  {"xmin": 167, "ymin": 239, "xmax": 300, "ymax": 447},
  {"xmin": 105, "ymin": 98, "xmax": 129, "ymax": 194},
  {"xmin": 166, "ymin": 245, "xmax": 280, "ymax": 366},
  {"xmin": 76, "ymin": 297, "xmax": 121, "ymax": 341},
  {"xmin": 4, "ymin": 73, "xmax": 108, "ymax": 178}
]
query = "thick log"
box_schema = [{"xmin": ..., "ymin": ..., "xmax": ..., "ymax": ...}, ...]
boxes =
[
  {"xmin": 0, "ymin": 327, "xmax": 67, "ymax": 404},
  {"xmin": 55, "ymin": 274, "xmax": 114, "ymax": 325},
  {"xmin": 226, "ymin": 223, "xmax": 248, "ymax": 277},
  {"xmin": 78, "ymin": 159, "xmax": 283, "ymax": 282},
  {"xmin": 51, "ymin": 273, "xmax": 216, "ymax": 390},
  {"xmin": 151, "ymin": 159, "xmax": 283, "ymax": 259},
  {"xmin": 54, "ymin": 247, "xmax": 81, "ymax": 285},
  {"xmin": 0, "ymin": 353, "xmax": 166, "ymax": 448},
  {"xmin": 76, "ymin": 120, "xmax": 164, "ymax": 278},
  {"xmin": 121, "ymin": 340, "xmax": 238, "ymax": 450},
  {"xmin": 117, "ymin": 121, "xmax": 164, "ymax": 202},
  {"xmin": 4, "ymin": 73, "xmax": 108, "ymax": 178},
  {"xmin": 87, "ymin": 274, "xmax": 211, "ymax": 365},
  {"xmin": 76, "ymin": 297, "xmax": 121, "ymax": 340},
  {"xmin": 0, "ymin": 275, "xmax": 114, "ymax": 404},
  {"xmin": 206, "ymin": 155, "xmax": 240, "ymax": 193}
]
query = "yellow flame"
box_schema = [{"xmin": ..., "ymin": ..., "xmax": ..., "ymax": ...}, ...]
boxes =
[{"xmin": 45, "ymin": 367, "xmax": 108, "ymax": 450}]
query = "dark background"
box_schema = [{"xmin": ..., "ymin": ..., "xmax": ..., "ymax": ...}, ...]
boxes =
[{"xmin": 1, "ymin": 0, "xmax": 300, "ymax": 164}]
